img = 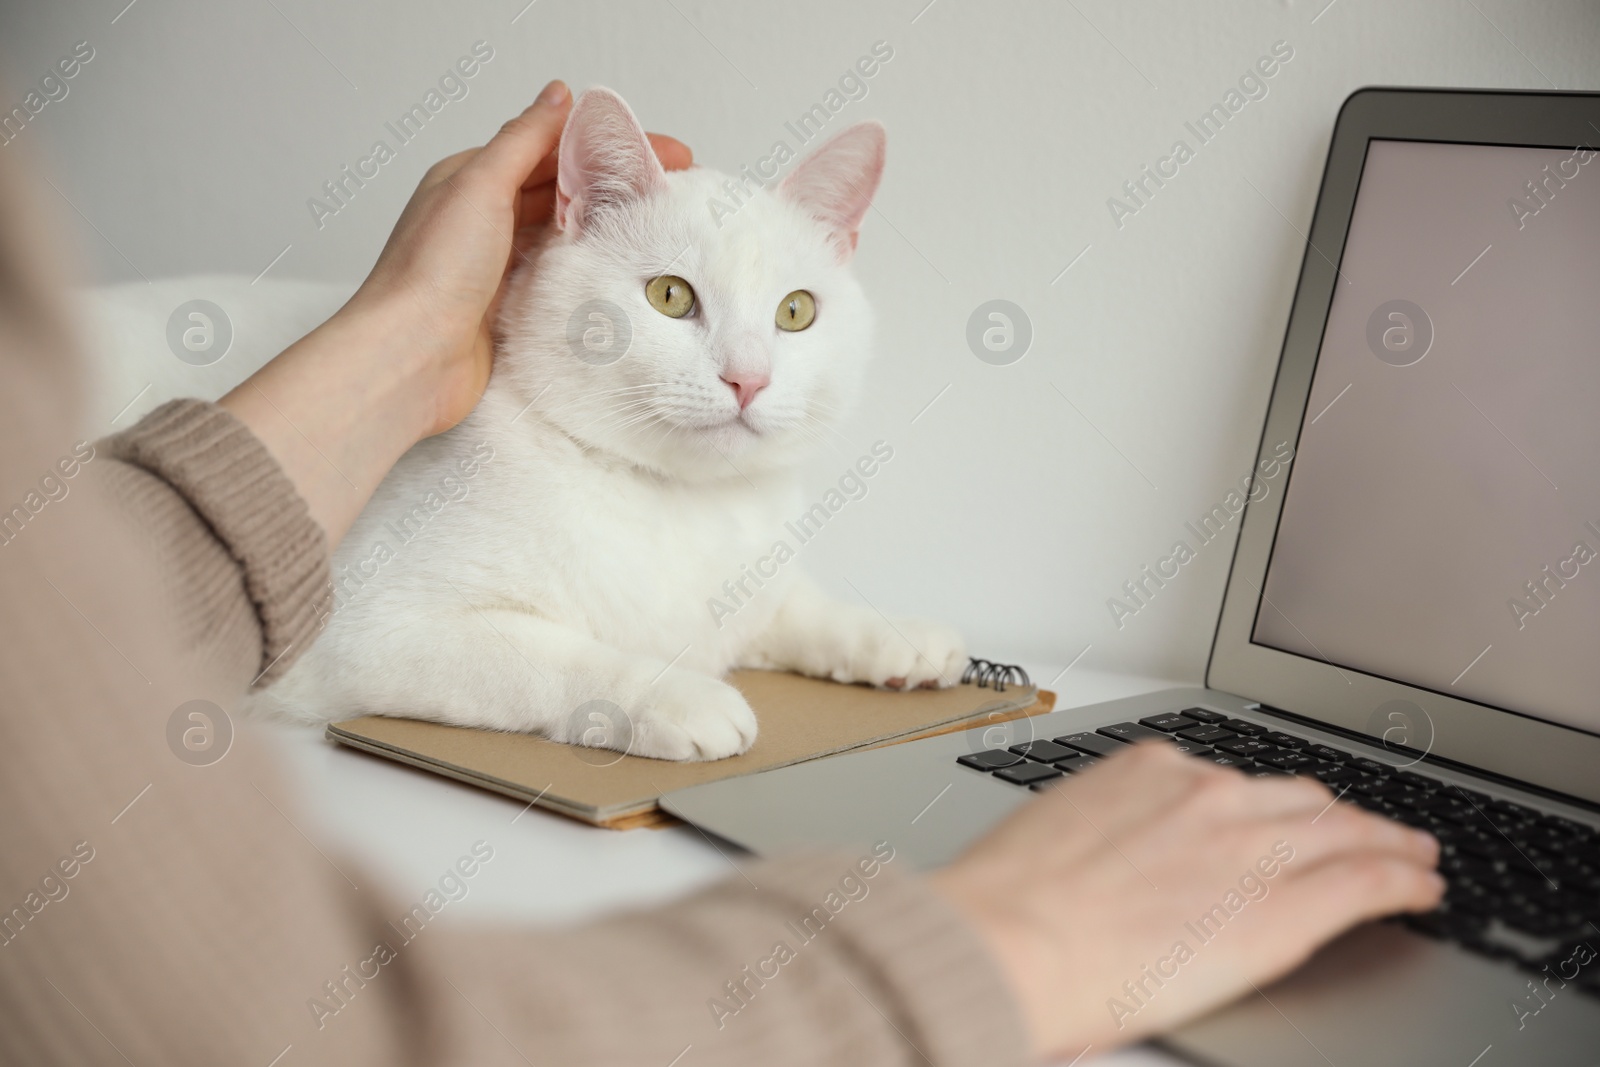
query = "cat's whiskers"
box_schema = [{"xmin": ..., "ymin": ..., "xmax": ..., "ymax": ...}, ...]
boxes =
[
  {"xmin": 567, "ymin": 381, "xmax": 729, "ymax": 434},
  {"xmin": 788, "ymin": 422, "xmax": 826, "ymax": 451},
  {"xmin": 566, "ymin": 395, "xmax": 657, "ymax": 420},
  {"xmin": 609, "ymin": 408, "xmax": 667, "ymax": 435},
  {"xmin": 803, "ymin": 428, "xmax": 848, "ymax": 461},
  {"xmin": 797, "ymin": 395, "xmax": 853, "ymax": 418},
  {"xmin": 575, "ymin": 379, "xmax": 669, "ymax": 397},
  {"xmin": 512, "ymin": 383, "xmax": 673, "ymax": 437},
  {"xmin": 794, "ymin": 411, "xmax": 860, "ymax": 463},
  {"xmin": 793, "ymin": 404, "xmax": 870, "ymax": 460},
  {"xmin": 595, "ymin": 394, "xmax": 663, "ymax": 412},
  {"xmin": 626, "ymin": 413, "xmax": 671, "ymax": 445},
  {"xmin": 782, "ymin": 417, "xmax": 839, "ymax": 458},
  {"xmin": 803, "ymin": 398, "xmax": 860, "ymax": 427},
  {"xmin": 623, "ymin": 415, "xmax": 680, "ymax": 454},
  {"xmin": 567, "ymin": 396, "xmax": 665, "ymax": 439},
  {"xmin": 569, "ymin": 382, "xmax": 672, "ymax": 405}
]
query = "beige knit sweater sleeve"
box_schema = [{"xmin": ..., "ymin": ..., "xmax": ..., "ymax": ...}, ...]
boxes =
[{"xmin": 0, "ymin": 397, "xmax": 1028, "ymax": 1066}]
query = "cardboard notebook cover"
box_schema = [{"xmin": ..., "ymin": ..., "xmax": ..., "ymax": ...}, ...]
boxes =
[{"xmin": 327, "ymin": 670, "xmax": 1048, "ymax": 826}]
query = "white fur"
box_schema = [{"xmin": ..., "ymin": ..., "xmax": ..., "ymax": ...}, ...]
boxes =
[{"xmin": 250, "ymin": 90, "xmax": 965, "ymax": 760}]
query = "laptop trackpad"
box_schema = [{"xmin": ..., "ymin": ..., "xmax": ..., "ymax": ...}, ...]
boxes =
[{"xmin": 1161, "ymin": 922, "xmax": 1600, "ymax": 1066}]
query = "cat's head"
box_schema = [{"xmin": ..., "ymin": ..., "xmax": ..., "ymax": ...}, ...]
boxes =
[{"xmin": 498, "ymin": 87, "xmax": 885, "ymax": 482}]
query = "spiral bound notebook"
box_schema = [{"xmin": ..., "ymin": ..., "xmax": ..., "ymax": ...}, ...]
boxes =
[{"xmin": 326, "ymin": 661, "xmax": 1053, "ymax": 828}]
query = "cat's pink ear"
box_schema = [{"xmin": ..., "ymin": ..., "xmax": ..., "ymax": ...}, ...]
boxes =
[
  {"xmin": 556, "ymin": 88, "xmax": 669, "ymax": 234},
  {"xmin": 778, "ymin": 121, "xmax": 886, "ymax": 261}
]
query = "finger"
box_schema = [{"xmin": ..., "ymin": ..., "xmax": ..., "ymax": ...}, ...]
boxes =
[
  {"xmin": 518, "ymin": 131, "xmax": 694, "ymax": 194},
  {"xmin": 520, "ymin": 147, "xmax": 559, "ymax": 191},
  {"xmin": 517, "ymin": 187, "xmax": 557, "ymax": 229},
  {"xmin": 1265, "ymin": 803, "xmax": 1440, "ymax": 872},
  {"xmin": 465, "ymin": 80, "xmax": 573, "ymax": 194},
  {"xmin": 1212, "ymin": 771, "xmax": 1333, "ymax": 819},
  {"xmin": 512, "ymin": 225, "xmax": 546, "ymax": 263},
  {"xmin": 1272, "ymin": 855, "xmax": 1446, "ymax": 956},
  {"xmin": 418, "ymin": 147, "xmax": 483, "ymax": 191},
  {"xmin": 1032, "ymin": 742, "xmax": 1213, "ymax": 839},
  {"xmin": 1106, "ymin": 758, "xmax": 1335, "ymax": 826},
  {"xmin": 649, "ymin": 133, "xmax": 694, "ymax": 171}
]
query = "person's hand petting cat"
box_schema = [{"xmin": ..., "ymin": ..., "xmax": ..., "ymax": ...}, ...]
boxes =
[{"xmin": 219, "ymin": 79, "xmax": 692, "ymax": 546}]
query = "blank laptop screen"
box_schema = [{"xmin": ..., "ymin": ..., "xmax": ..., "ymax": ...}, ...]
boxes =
[{"xmin": 1254, "ymin": 137, "xmax": 1600, "ymax": 738}]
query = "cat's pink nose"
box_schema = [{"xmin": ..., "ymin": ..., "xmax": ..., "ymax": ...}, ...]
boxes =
[{"xmin": 720, "ymin": 370, "xmax": 770, "ymax": 410}]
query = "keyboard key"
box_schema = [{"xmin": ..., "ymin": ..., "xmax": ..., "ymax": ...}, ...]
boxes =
[
  {"xmin": 1387, "ymin": 804, "xmax": 1437, "ymax": 830},
  {"xmin": 1099, "ymin": 722, "xmax": 1169, "ymax": 744},
  {"xmin": 1179, "ymin": 707, "xmax": 1229, "ymax": 724},
  {"xmin": 1221, "ymin": 719, "xmax": 1268, "ymax": 737},
  {"xmin": 1442, "ymin": 894, "xmax": 1500, "ymax": 925},
  {"xmin": 1060, "ymin": 756, "xmax": 1102, "ymax": 773},
  {"xmin": 1052, "ymin": 753, "xmax": 1087, "ymax": 771},
  {"xmin": 1009, "ymin": 740, "xmax": 1083, "ymax": 764},
  {"xmin": 1168, "ymin": 741, "xmax": 1215, "ymax": 758},
  {"xmin": 1138, "ymin": 713, "xmax": 1199, "ymax": 733},
  {"xmin": 1383, "ymin": 784, "xmax": 1430, "ymax": 806},
  {"xmin": 1263, "ymin": 731, "xmax": 1308, "ymax": 750},
  {"xmin": 1347, "ymin": 757, "xmax": 1391, "ymax": 776},
  {"xmin": 1175, "ymin": 724, "xmax": 1236, "ymax": 744},
  {"xmin": 957, "ymin": 750, "xmax": 1024, "ymax": 771},
  {"xmin": 1207, "ymin": 753, "xmax": 1252, "ymax": 770},
  {"xmin": 1247, "ymin": 765, "xmax": 1291, "ymax": 777},
  {"xmin": 1414, "ymin": 797, "xmax": 1477, "ymax": 825},
  {"xmin": 1546, "ymin": 813, "xmax": 1592, "ymax": 832},
  {"xmin": 994, "ymin": 762, "xmax": 1062, "ymax": 786},
  {"xmin": 1488, "ymin": 799, "xmax": 1533, "ymax": 818},
  {"xmin": 1439, "ymin": 829, "xmax": 1498, "ymax": 861},
  {"xmin": 1547, "ymin": 815, "xmax": 1598, "ymax": 839},
  {"xmin": 1311, "ymin": 765, "xmax": 1367, "ymax": 786},
  {"xmin": 1392, "ymin": 771, "xmax": 1438, "ymax": 791},
  {"xmin": 1460, "ymin": 835, "xmax": 1519, "ymax": 865},
  {"xmin": 1215, "ymin": 737, "xmax": 1280, "ymax": 757},
  {"xmin": 1258, "ymin": 752, "xmax": 1318, "ymax": 772},
  {"xmin": 1052, "ymin": 732, "xmax": 1122, "ymax": 758},
  {"xmin": 1441, "ymin": 852, "xmax": 1499, "ymax": 885},
  {"xmin": 1483, "ymin": 810, "xmax": 1532, "ymax": 836},
  {"xmin": 1304, "ymin": 744, "xmax": 1351, "ymax": 763}
]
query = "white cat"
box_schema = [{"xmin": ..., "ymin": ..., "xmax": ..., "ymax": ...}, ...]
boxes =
[{"xmin": 251, "ymin": 88, "xmax": 967, "ymax": 760}]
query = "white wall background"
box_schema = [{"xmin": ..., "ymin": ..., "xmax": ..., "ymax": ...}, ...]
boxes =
[{"xmin": 3, "ymin": 0, "xmax": 1597, "ymax": 684}]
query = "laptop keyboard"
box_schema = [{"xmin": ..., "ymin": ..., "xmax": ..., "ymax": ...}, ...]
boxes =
[{"xmin": 956, "ymin": 707, "xmax": 1600, "ymax": 996}]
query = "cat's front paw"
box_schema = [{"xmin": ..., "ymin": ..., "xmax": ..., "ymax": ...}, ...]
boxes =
[
  {"xmin": 628, "ymin": 669, "xmax": 758, "ymax": 761},
  {"xmin": 831, "ymin": 616, "xmax": 968, "ymax": 691}
]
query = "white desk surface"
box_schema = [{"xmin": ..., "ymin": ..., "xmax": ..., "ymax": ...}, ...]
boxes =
[{"xmin": 267, "ymin": 664, "xmax": 1194, "ymax": 1067}]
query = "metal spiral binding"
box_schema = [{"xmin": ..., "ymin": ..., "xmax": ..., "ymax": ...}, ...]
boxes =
[{"xmin": 961, "ymin": 657, "xmax": 1031, "ymax": 693}]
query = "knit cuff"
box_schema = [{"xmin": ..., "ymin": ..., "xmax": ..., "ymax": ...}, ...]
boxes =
[
  {"xmin": 749, "ymin": 851, "xmax": 1031, "ymax": 1067},
  {"xmin": 106, "ymin": 398, "xmax": 329, "ymax": 685}
]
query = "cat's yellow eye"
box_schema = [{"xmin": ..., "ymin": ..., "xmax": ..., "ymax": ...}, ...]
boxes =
[
  {"xmin": 776, "ymin": 290, "xmax": 816, "ymax": 332},
  {"xmin": 645, "ymin": 275, "xmax": 696, "ymax": 318}
]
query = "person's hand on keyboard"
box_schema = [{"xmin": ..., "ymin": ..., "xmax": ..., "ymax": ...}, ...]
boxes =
[{"xmin": 929, "ymin": 740, "xmax": 1443, "ymax": 1061}]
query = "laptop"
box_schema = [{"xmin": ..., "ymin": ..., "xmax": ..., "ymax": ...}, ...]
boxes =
[{"xmin": 661, "ymin": 87, "xmax": 1600, "ymax": 1064}]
